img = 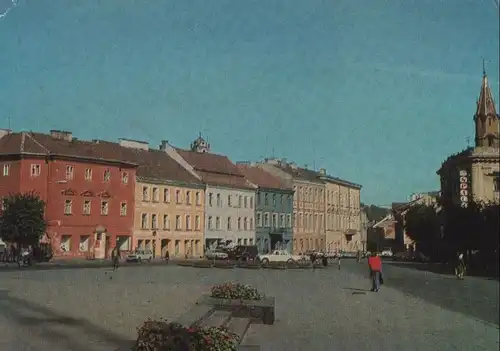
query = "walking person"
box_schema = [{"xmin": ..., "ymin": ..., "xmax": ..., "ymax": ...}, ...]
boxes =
[
  {"xmin": 337, "ymin": 253, "xmax": 341, "ymax": 270},
  {"xmin": 164, "ymin": 249, "xmax": 170, "ymax": 264},
  {"xmin": 368, "ymin": 252, "xmax": 383, "ymax": 292},
  {"xmin": 111, "ymin": 246, "xmax": 120, "ymax": 271}
]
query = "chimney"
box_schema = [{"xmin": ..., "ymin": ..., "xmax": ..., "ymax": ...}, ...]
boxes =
[
  {"xmin": 50, "ymin": 130, "xmax": 73, "ymax": 142},
  {"xmin": 118, "ymin": 138, "xmax": 149, "ymax": 151},
  {"xmin": 0, "ymin": 129, "xmax": 12, "ymax": 140},
  {"xmin": 159, "ymin": 140, "xmax": 169, "ymax": 151},
  {"xmin": 319, "ymin": 168, "xmax": 326, "ymax": 175}
]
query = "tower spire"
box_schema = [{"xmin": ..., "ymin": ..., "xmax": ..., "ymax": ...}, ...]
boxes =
[{"xmin": 474, "ymin": 68, "xmax": 499, "ymax": 148}]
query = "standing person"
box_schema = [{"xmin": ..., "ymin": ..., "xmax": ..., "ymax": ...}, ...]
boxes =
[
  {"xmin": 368, "ymin": 252, "xmax": 383, "ymax": 292},
  {"xmin": 337, "ymin": 253, "xmax": 341, "ymax": 270},
  {"xmin": 164, "ymin": 249, "xmax": 170, "ymax": 264},
  {"xmin": 111, "ymin": 246, "xmax": 120, "ymax": 271}
]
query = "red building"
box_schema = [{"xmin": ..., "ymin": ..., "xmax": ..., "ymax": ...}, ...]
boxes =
[{"xmin": 0, "ymin": 129, "xmax": 137, "ymax": 259}]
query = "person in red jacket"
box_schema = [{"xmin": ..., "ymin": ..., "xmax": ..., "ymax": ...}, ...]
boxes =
[{"xmin": 368, "ymin": 252, "xmax": 383, "ymax": 292}]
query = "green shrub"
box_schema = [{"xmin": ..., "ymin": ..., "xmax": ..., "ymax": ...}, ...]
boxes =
[{"xmin": 210, "ymin": 282, "xmax": 262, "ymax": 300}]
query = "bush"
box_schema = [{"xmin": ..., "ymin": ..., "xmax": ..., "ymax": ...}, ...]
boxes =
[
  {"xmin": 133, "ymin": 319, "xmax": 240, "ymax": 351},
  {"xmin": 210, "ymin": 282, "xmax": 262, "ymax": 300}
]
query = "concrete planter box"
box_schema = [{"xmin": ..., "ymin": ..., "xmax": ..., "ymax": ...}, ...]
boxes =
[
  {"xmin": 237, "ymin": 263, "xmax": 261, "ymax": 269},
  {"xmin": 213, "ymin": 261, "xmax": 235, "ymax": 269},
  {"xmin": 197, "ymin": 295, "xmax": 275, "ymax": 325}
]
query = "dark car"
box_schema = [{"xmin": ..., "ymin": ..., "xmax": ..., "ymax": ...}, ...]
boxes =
[{"xmin": 228, "ymin": 245, "xmax": 258, "ymax": 262}]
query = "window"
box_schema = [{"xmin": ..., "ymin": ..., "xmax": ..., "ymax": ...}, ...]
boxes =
[
  {"xmin": 100, "ymin": 201, "xmax": 109, "ymax": 215},
  {"xmin": 31, "ymin": 164, "xmax": 41, "ymax": 177},
  {"xmin": 163, "ymin": 188, "xmax": 170, "ymax": 202},
  {"xmin": 293, "ymin": 186, "xmax": 297, "ymax": 200},
  {"xmin": 141, "ymin": 214, "xmax": 148, "ymax": 229},
  {"xmin": 60, "ymin": 235, "xmax": 71, "ymax": 252},
  {"xmin": 83, "ymin": 200, "xmax": 91, "ymax": 215},
  {"xmin": 280, "ymin": 214, "xmax": 285, "ymax": 228},
  {"xmin": 227, "ymin": 195, "xmax": 232, "ymax": 207},
  {"xmin": 120, "ymin": 202, "xmax": 127, "ymax": 216},
  {"xmin": 64, "ymin": 200, "xmax": 72, "ymax": 215},
  {"xmin": 3, "ymin": 164, "xmax": 10, "ymax": 176},
  {"xmin": 272, "ymin": 194, "xmax": 276, "ymax": 205},
  {"xmin": 142, "ymin": 187, "xmax": 149, "ymax": 201},
  {"xmin": 151, "ymin": 214, "xmax": 158, "ymax": 229},
  {"xmin": 257, "ymin": 213, "xmax": 262, "ymax": 227},
  {"xmin": 152, "ymin": 187, "xmax": 159, "ymax": 202},
  {"xmin": 257, "ymin": 193, "xmax": 261, "ymax": 205},
  {"xmin": 494, "ymin": 177, "xmax": 500, "ymax": 192},
  {"xmin": 103, "ymin": 169, "xmax": 111, "ymax": 182},
  {"xmin": 216, "ymin": 216, "xmax": 221, "ymax": 230},
  {"xmin": 293, "ymin": 212, "xmax": 297, "ymax": 227},
  {"xmin": 243, "ymin": 217, "xmax": 248, "ymax": 230},
  {"xmin": 264, "ymin": 213, "xmax": 269, "ymax": 227},
  {"xmin": 186, "ymin": 191, "xmax": 191, "ymax": 204},
  {"xmin": 85, "ymin": 168, "xmax": 92, "ymax": 180},
  {"xmin": 287, "ymin": 214, "xmax": 292, "ymax": 228},
  {"xmin": 264, "ymin": 194, "xmax": 269, "ymax": 206},
  {"xmin": 280, "ymin": 195, "xmax": 284, "ymax": 204},
  {"xmin": 175, "ymin": 215, "xmax": 181, "ymax": 230},
  {"xmin": 237, "ymin": 217, "xmax": 241, "ymax": 230},
  {"xmin": 121, "ymin": 172, "xmax": 129, "ymax": 184},
  {"xmin": 195, "ymin": 215, "xmax": 201, "ymax": 230},
  {"xmin": 208, "ymin": 216, "xmax": 213, "ymax": 229},
  {"xmin": 163, "ymin": 214, "xmax": 170, "ymax": 230},
  {"xmin": 195, "ymin": 192, "xmax": 201, "ymax": 205},
  {"xmin": 244, "ymin": 196, "xmax": 248, "ymax": 208},
  {"xmin": 208, "ymin": 193, "xmax": 213, "ymax": 206},
  {"xmin": 186, "ymin": 215, "xmax": 191, "ymax": 230},
  {"xmin": 227, "ymin": 217, "xmax": 232, "ymax": 230},
  {"xmin": 249, "ymin": 197, "xmax": 253, "ymax": 208},
  {"xmin": 238, "ymin": 195, "xmax": 242, "ymax": 207},
  {"xmin": 272, "ymin": 214, "xmax": 277, "ymax": 228},
  {"xmin": 216, "ymin": 193, "xmax": 222, "ymax": 207},
  {"xmin": 250, "ymin": 218, "xmax": 253, "ymax": 230},
  {"xmin": 79, "ymin": 235, "xmax": 90, "ymax": 252},
  {"xmin": 176, "ymin": 190, "xmax": 181, "ymax": 203}
]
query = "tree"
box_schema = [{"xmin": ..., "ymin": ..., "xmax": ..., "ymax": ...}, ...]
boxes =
[
  {"xmin": 0, "ymin": 192, "xmax": 47, "ymax": 248},
  {"xmin": 403, "ymin": 204, "xmax": 440, "ymax": 257}
]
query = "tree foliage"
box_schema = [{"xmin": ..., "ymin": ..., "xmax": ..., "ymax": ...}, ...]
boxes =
[
  {"xmin": 0, "ymin": 192, "xmax": 47, "ymax": 247},
  {"xmin": 403, "ymin": 204, "xmax": 441, "ymax": 256}
]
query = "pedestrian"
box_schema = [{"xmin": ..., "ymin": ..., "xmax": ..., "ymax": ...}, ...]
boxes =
[
  {"xmin": 165, "ymin": 250, "xmax": 170, "ymax": 264},
  {"xmin": 368, "ymin": 252, "xmax": 383, "ymax": 292},
  {"xmin": 111, "ymin": 246, "xmax": 120, "ymax": 271},
  {"xmin": 337, "ymin": 254, "xmax": 341, "ymax": 270}
]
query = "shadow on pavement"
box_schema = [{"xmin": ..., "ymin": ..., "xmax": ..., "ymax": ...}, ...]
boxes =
[
  {"xmin": 389, "ymin": 262, "xmax": 499, "ymax": 280},
  {"xmin": 0, "ymin": 290, "xmax": 134, "ymax": 351}
]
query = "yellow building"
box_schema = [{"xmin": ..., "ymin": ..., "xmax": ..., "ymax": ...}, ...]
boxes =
[
  {"xmin": 320, "ymin": 169, "xmax": 362, "ymax": 253},
  {"xmin": 117, "ymin": 139, "xmax": 205, "ymax": 258}
]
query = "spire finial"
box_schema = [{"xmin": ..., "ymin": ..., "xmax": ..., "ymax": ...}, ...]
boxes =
[
  {"xmin": 199, "ymin": 131, "xmax": 202, "ymax": 138},
  {"xmin": 482, "ymin": 58, "xmax": 486, "ymax": 77}
]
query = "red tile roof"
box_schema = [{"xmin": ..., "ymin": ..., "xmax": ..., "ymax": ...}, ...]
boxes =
[
  {"xmin": 0, "ymin": 131, "xmax": 202, "ymax": 185},
  {"xmin": 236, "ymin": 164, "xmax": 292, "ymax": 191},
  {"xmin": 176, "ymin": 148, "xmax": 255, "ymax": 189}
]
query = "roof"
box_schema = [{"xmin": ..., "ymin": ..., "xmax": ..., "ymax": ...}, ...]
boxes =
[
  {"xmin": 0, "ymin": 132, "xmax": 137, "ymax": 165},
  {"xmin": 176, "ymin": 148, "xmax": 255, "ymax": 189},
  {"xmin": 271, "ymin": 163, "xmax": 324, "ymax": 184},
  {"xmin": 236, "ymin": 164, "xmax": 292, "ymax": 191},
  {"xmin": 476, "ymin": 72, "xmax": 498, "ymax": 117},
  {"xmin": 0, "ymin": 131, "xmax": 203, "ymax": 185}
]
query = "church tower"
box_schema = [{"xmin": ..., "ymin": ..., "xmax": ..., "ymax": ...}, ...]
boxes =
[
  {"xmin": 190, "ymin": 133, "xmax": 211, "ymax": 153},
  {"xmin": 474, "ymin": 69, "xmax": 500, "ymax": 148}
]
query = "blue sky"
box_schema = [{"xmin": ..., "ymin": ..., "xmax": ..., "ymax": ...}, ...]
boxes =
[{"xmin": 1, "ymin": 0, "xmax": 499, "ymax": 206}]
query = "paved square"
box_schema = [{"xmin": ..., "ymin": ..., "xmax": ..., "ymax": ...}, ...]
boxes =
[{"xmin": 0, "ymin": 261, "xmax": 498, "ymax": 350}]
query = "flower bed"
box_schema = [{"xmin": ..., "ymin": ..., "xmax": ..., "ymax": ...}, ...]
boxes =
[
  {"xmin": 133, "ymin": 319, "xmax": 240, "ymax": 351},
  {"xmin": 210, "ymin": 282, "xmax": 263, "ymax": 301}
]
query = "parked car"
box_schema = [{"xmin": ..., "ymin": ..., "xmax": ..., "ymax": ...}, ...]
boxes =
[
  {"xmin": 205, "ymin": 249, "xmax": 229, "ymax": 260},
  {"xmin": 126, "ymin": 249, "xmax": 153, "ymax": 263},
  {"xmin": 380, "ymin": 248, "xmax": 394, "ymax": 258},
  {"xmin": 257, "ymin": 250, "xmax": 305, "ymax": 265},
  {"xmin": 226, "ymin": 245, "xmax": 258, "ymax": 261}
]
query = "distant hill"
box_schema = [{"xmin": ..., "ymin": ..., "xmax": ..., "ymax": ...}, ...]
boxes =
[{"xmin": 361, "ymin": 203, "xmax": 390, "ymax": 222}]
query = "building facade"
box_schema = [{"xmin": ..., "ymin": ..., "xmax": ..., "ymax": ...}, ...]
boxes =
[
  {"xmin": 161, "ymin": 136, "xmax": 257, "ymax": 249},
  {"xmin": 320, "ymin": 169, "xmax": 362, "ymax": 253},
  {"xmin": 437, "ymin": 71, "xmax": 500, "ymax": 207},
  {"xmin": 113, "ymin": 139, "xmax": 205, "ymax": 259},
  {"xmin": 256, "ymin": 159, "xmax": 326, "ymax": 253},
  {"xmin": 236, "ymin": 163, "xmax": 294, "ymax": 253},
  {"xmin": 0, "ymin": 130, "xmax": 137, "ymax": 259}
]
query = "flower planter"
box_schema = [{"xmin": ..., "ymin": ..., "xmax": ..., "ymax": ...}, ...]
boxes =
[{"xmin": 197, "ymin": 294, "xmax": 275, "ymax": 325}]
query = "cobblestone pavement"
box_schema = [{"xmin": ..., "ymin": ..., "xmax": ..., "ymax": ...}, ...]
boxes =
[{"xmin": 0, "ymin": 261, "xmax": 498, "ymax": 351}]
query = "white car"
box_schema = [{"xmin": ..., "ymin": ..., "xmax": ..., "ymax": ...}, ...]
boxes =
[
  {"xmin": 126, "ymin": 249, "xmax": 153, "ymax": 263},
  {"xmin": 380, "ymin": 248, "xmax": 393, "ymax": 257},
  {"xmin": 205, "ymin": 249, "xmax": 228, "ymax": 260},
  {"xmin": 257, "ymin": 250, "xmax": 305, "ymax": 265}
]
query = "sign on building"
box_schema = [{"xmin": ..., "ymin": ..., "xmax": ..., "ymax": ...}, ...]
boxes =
[{"xmin": 459, "ymin": 169, "xmax": 469, "ymax": 208}]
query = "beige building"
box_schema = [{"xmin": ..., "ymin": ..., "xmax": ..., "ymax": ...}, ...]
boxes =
[
  {"xmin": 320, "ymin": 169, "xmax": 362, "ymax": 253},
  {"xmin": 256, "ymin": 159, "xmax": 326, "ymax": 253},
  {"xmin": 437, "ymin": 71, "xmax": 500, "ymax": 208},
  {"xmin": 118, "ymin": 139, "xmax": 205, "ymax": 258}
]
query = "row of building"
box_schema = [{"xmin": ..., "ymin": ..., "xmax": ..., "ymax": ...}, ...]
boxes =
[
  {"xmin": 370, "ymin": 70, "xmax": 500, "ymax": 254},
  {"xmin": 0, "ymin": 129, "xmax": 362, "ymax": 259}
]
